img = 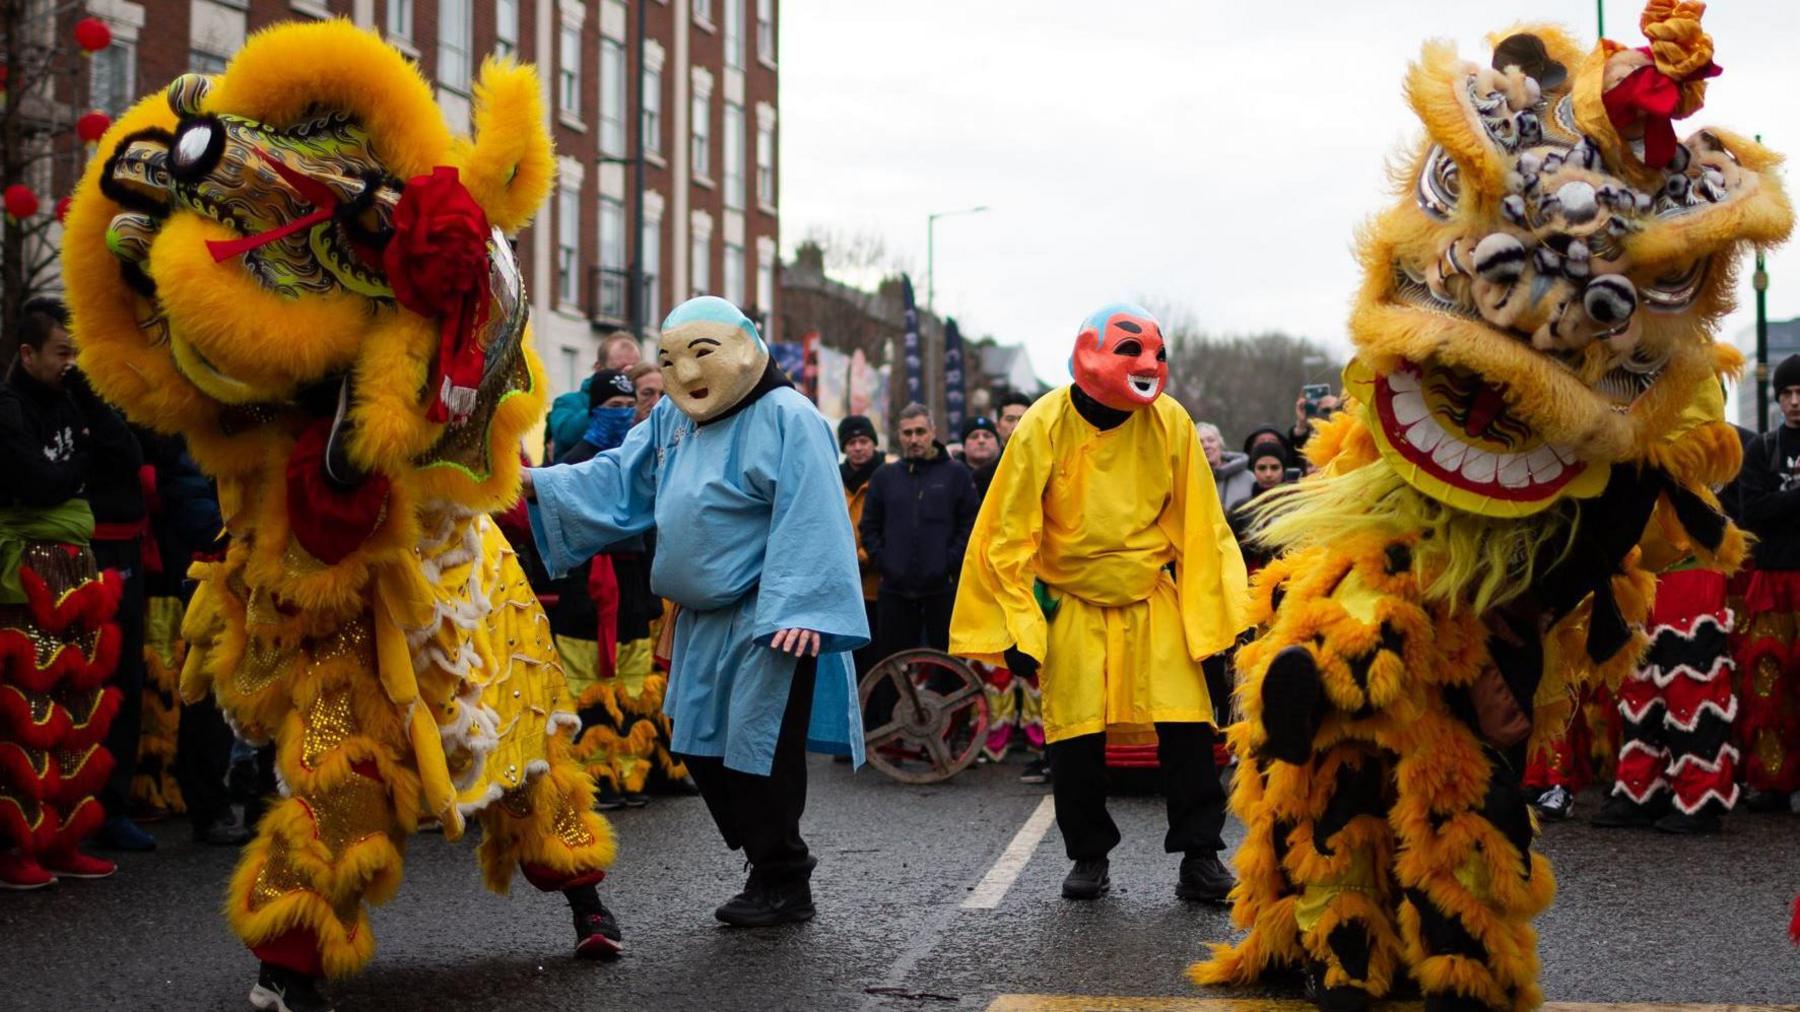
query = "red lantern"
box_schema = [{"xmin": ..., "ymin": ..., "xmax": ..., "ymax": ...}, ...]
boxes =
[
  {"xmin": 55, "ymin": 196, "xmax": 72, "ymax": 223},
  {"xmin": 73, "ymin": 17, "xmax": 112, "ymax": 55},
  {"xmin": 76, "ymin": 110, "xmax": 111, "ymax": 149},
  {"xmin": 4, "ymin": 184, "xmax": 41, "ymax": 220}
]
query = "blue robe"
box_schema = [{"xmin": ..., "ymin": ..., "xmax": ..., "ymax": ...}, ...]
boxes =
[{"xmin": 531, "ymin": 388, "xmax": 869, "ymax": 775}]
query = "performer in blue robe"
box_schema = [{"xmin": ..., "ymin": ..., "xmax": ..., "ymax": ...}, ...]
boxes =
[{"xmin": 526, "ymin": 296, "xmax": 868, "ymax": 926}]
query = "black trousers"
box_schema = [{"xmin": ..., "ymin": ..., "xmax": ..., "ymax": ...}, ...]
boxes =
[
  {"xmin": 680, "ymin": 655, "xmax": 817, "ymax": 883},
  {"xmin": 92, "ymin": 537, "xmax": 145, "ymax": 818},
  {"xmin": 175, "ymin": 696, "xmax": 235, "ymax": 830},
  {"xmin": 1047, "ymin": 722, "xmax": 1227, "ymax": 861},
  {"xmin": 875, "ymin": 590, "xmax": 953, "ymax": 660}
]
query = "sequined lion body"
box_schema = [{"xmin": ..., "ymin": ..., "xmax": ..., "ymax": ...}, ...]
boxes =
[
  {"xmin": 1193, "ymin": 9, "xmax": 1789, "ymax": 1011},
  {"xmin": 61, "ymin": 22, "xmax": 612, "ymax": 978}
]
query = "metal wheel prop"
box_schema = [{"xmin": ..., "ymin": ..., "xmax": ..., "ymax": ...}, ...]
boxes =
[{"xmin": 859, "ymin": 648, "xmax": 989, "ymax": 784}]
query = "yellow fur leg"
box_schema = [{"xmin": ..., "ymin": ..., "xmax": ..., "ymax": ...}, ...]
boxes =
[{"xmin": 476, "ymin": 744, "xmax": 617, "ymax": 895}]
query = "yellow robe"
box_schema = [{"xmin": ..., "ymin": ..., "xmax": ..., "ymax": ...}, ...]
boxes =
[{"xmin": 949, "ymin": 388, "xmax": 1249, "ymax": 742}]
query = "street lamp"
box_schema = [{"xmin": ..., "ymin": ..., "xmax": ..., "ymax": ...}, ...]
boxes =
[{"xmin": 926, "ymin": 205, "xmax": 989, "ymax": 311}]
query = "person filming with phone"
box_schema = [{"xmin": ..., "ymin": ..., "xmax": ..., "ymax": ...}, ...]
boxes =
[{"xmin": 1289, "ymin": 382, "xmax": 1340, "ymax": 454}]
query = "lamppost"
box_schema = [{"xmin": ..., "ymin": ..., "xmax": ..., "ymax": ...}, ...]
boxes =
[{"xmin": 926, "ymin": 205, "xmax": 989, "ymax": 311}]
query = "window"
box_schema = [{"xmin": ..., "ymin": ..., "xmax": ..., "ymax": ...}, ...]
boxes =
[
  {"xmin": 189, "ymin": 49, "xmax": 228, "ymax": 74},
  {"xmin": 557, "ymin": 187, "xmax": 580, "ymax": 306},
  {"xmin": 691, "ymin": 232, "xmax": 711, "ymax": 295},
  {"xmin": 642, "ymin": 65, "xmax": 662, "ymax": 156},
  {"xmin": 90, "ymin": 41, "xmax": 136, "ymax": 117},
  {"xmin": 600, "ymin": 39, "xmax": 627, "ymax": 157},
  {"xmin": 722, "ymin": 103, "xmax": 745, "ymax": 209},
  {"xmin": 559, "ymin": 24, "xmax": 581, "ymax": 119},
  {"xmin": 693, "ymin": 0, "xmax": 712, "ymax": 25},
  {"xmin": 756, "ymin": 257, "xmax": 773, "ymax": 318},
  {"xmin": 691, "ymin": 93, "xmax": 711, "ymax": 179},
  {"xmin": 496, "ymin": 0, "xmax": 518, "ymax": 57},
  {"xmin": 560, "ymin": 347, "xmax": 581, "ymax": 396},
  {"xmin": 756, "ymin": 0, "xmax": 775, "ymax": 63},
  {"xmin": 723, "ymin": 0, "xmax": 743, "ymax": 69},
  {"xmin": 598, "ymin": 198, "xmax": 627, "ymax": 320},
  {"xmin": 438, "ymin": 0, "xmax": 472, "ymax": 93},
  {"xmin": 755, "ymin": 121, "xmax": 774, "ymax": 207},
  {"xmin": 642, "ymin": 219, "xmax": 662, "ymax": 324},
  {"xmin": 386, "ymin": 0, "xmax": 413, "ymax": 42},
  {"xmin": 723, "ymin": 242, "xmax": 744, "ymax": 307}
]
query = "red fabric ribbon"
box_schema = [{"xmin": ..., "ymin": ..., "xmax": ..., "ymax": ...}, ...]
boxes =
[
  {"xmin": 383, "ymin": 166, "xmax": 493, "ymax": 424},
  {"xmin": 206, "ymin": 155, "xmax": 342, "ymax": 262},
  {"xmin": 1602, "ymin": 46, "xmax": 1721, "ymax": 170},
  {"xmin": 284, "ymin": 419, "xmax": 390, "ymax": 565},
  {"xmin": 587, "ymin": 554, "xmax": 620, "ymax": 680}
]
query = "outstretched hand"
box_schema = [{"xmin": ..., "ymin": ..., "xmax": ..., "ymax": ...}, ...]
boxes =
[
  {"xmin": 520, "ymin": 468, "xmax": 536, "ymax": 501},
  {"xmin": 771, "ymin": 628, "xmax": 821, "ymax": 657}
]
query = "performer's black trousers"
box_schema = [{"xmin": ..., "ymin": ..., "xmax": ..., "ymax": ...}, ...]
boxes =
[
  {"xmin": 1047, "ymin": 722, "xmax": 1227, "ymax": 861},
  {"xmin": 680, "ymin": 654, "xmax": 817, "ymax": 883},
  {"xmin": 876, "ymin": 590, "xmax": 953, "ymax": 659},
  {"xmin": 92, "ymin": 537, "xmax": 145, "ymax": 818},
  {"xmin": 175, "ymin": 696, "xmax": 235, "ymax": 831}
]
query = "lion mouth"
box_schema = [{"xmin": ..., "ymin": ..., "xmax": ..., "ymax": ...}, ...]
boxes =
[{"xmin": 1375, "ymin": 363, "xmax": 1587, "ymax": 500}]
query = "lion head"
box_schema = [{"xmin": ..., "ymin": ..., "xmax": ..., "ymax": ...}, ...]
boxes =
[
  {"xmin": 63, "ymin": 20, "xmax": 554, "ymax": 515},
  {"xmin": 1346, "ymin": 6, "xmax": 1791, "ymax": 517}
]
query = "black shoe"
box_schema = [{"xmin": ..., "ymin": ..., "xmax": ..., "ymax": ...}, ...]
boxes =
[
  {"xmin": 1654, "ymin": 808, "xmax": 1722, "ymax": 835},
  {"xmin": 714, "ymin": 874, "xmax": 817, "ymax": 927},
  {"xmin": 1304, "ymin": 961, "xmax": 1372, "ymax": 1011},
  {"xmin": 1741, "ymin": 788, "xmax": 1792, "ymax": 814},
  {"xmin": 248, "ymin": 962, "xmax": 333, "ymax": 1012},
  {"xmin": 1018, "ymin": 759, "xmax": 1050, "ymax": 785},
  {"xmin": 1061, "ymin": 858, "xmax": 1110, "ymax": 900},
  {"xmin": 1423, "ymin": 992, "xmax": 1498, "ymax": 1011},
  {"xmin": 594, "ymin": 786, "xmax": 627, "ymax": 811},
  {"xmin": 573, "ymin": 905, "xmax": 624, "ymax": 959},
  {"xmin": 1590, "ymin": 792, "xmax": 1661, "ymax": 828},
  {"xmin": 1175, "ymin": 851, "xmax": 1234, "ymax": 903},
  {"xmin": 1529, "ymin": 784, "xmax": 1574, "ymax": 821},
  {"xmin": 194, "ymin": 812, "xmax": 254, "ymax": 847},
  {"xmin": 622, "ymin": 791, "xmax": 649, "ymax": 808}
]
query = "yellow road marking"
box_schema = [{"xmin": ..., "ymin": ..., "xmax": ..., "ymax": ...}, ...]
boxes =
[{"xmin": 986, "ymin": 998, "xmax": 1800, "ymax": 1012}]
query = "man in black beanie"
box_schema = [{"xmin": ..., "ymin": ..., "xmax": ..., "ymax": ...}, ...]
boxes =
[
  {"xmin": 1734, "ymin": 353, "xmax": 1800, "ymax": 811},
  {"xmin": 957, "ymin": 415, "xmax": 1001, "ymax": 500},
  {"xmin": 838, "ymin": 416, "xmax": 882, "ymax": 678}
]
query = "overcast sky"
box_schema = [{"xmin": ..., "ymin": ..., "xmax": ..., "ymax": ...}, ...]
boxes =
[{"xmin": 779, "ymin": 0, "xmax": 1800, "ymax": 406}]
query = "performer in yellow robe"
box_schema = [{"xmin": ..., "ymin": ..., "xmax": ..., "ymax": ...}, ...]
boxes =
[{"xmin": 951, "ymin": 304, "xmax": 1249, "ymax": 901}]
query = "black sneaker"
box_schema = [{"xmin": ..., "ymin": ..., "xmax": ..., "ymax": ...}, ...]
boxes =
[
  {"xmin": 194, "ymin": 812, "xmax": 253, "ymax": 847},
  {"xmin": 248, "ymin": 962, "xmax": 333, "ymax": 1012},
  {"xmin": 573, "ymin": 904, "xmax": 624, "ymax": 959},
  {"xmin": 1590, "ymin": 792, "xmax": 1661, "ymax": 828},
  {"xmin": 1018, "ymin": 759, "xmax": 1051, "ymax": 785},
  {"xmin": 1175, "ymin": 851, "xmax": 1234, "ymax": 903},
  {"xmin": 1653, "ymin": 809, "xmax": 1722, "ymax": 835},
  {"xmin": 622, "ymin": 791, "xmax": 649, "ymax": 808},
  {"xmin": 1061, "ymin": 858, "xmax": 1110, "ymax": 900},
  {"xmin": 1740, "ymin": 788, "xmax": 1792, "ymax": 814},
  {"xmin": 1304, "ymin": 961, "xmax": 1373, "ymax": 1011},
  {"xmin": 1529, "ymin": 784, "xmax": 1574, "ymax": 821},
  {"xmin": 594, "ymin": 786, "xmax": 627, "ymax": 811},
  {"xmin": 714, "ymin": 875, "xmax": 817, "ymax": 927}
]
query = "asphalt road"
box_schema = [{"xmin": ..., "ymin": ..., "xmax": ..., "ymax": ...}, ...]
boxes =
[{"xmin": 3, "ymin": 759, "xmax": 1797, "ymax": 1011}]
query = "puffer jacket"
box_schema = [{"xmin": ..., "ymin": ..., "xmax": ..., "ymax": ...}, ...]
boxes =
[{"xmin": 1212, "ymin": 450, "xmax": 1256, "ymax": 507}]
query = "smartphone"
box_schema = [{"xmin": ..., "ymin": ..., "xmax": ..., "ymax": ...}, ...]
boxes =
[
  {"xmin": 1283, "ymin": 467, "xmax": 1302, "ymax": 483},
  {"xmin": 1302, "ymin": 383, "xmax": 1331, "ymax": 417}
]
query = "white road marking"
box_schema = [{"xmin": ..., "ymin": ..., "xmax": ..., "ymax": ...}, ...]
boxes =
[{"xmin": 961, "ymin": 794, "xmax": 1057, "ymax": 909}]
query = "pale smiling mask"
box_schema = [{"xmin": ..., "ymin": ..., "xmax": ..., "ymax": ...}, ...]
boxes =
[{"xmin": 656, "ymin": 296, "xmax": 770, "ymax": 423}]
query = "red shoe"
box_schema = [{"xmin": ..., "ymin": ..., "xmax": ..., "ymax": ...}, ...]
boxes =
[
  {"xmin": 42, "ymin": 849, "xmax": 116, "ymax": 880},
  {"xmin": 0, "ymin": 852, "xmax": 58, "ymax": 889}
]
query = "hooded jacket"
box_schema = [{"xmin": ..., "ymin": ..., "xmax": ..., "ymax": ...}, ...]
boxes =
[
  {"xmin": 1738, "ymin": 423, "xmax": 1800, "ymax": 571},
  {"xmin": 1212, "ymin": 449, "xmax": 1255, "ymax": 507},
  {"xmin": 859, "ymin": 442, "xmax": 979, "ymax": 598}
]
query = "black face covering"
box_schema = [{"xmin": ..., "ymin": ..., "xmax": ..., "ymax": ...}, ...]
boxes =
[
  {"xmin": 841, "ymin": 456, "xmax": 880, "ymax": 492},
  {"xmin": 695, "ymin": 357, "xmax": 792, "ymax": 428},
  {"xmin": 1069, "ymin": 382, "xmax": 1131, "ymax": 431}
]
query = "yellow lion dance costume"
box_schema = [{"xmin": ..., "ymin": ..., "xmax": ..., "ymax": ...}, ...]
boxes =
[
  {"xmin": 1193, "ymin": 6, "xmax": 1790, "ymax": 1011},
  {"xmin": 61, "ymin": 21, "xmax": 622, "ymax": 1008}
]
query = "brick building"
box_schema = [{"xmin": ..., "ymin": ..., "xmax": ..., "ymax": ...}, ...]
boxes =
[{"xmin": 58, "ymin": 0, "xmax": 781, "ymax": 401}]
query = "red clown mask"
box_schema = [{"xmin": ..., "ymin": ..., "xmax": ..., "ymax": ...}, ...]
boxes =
[{"xmin": 1071, "ymin": 303, "xmax": 1168, "ymax": 411}]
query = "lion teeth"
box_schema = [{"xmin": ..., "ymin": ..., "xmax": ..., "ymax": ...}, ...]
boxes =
[
  {"xmin": 1432, "ymin": 438, "xmax": 1469, "ymax": 472},
  {"xmin": 1461, "ymin": 448, "xmax": 1499, "ymax": 483},
  {"xmin": 1391, "ymin": 389, "xmax": 1428, "ymax": 426},
  {"xmin": 1405, "ymin": 418, "xmax": 1442, "ymax": 453}
]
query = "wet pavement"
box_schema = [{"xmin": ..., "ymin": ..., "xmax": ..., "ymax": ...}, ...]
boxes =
[{"xmin": 2, "ymin": 760, "xmax": 1797, "ymax": 1011}]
